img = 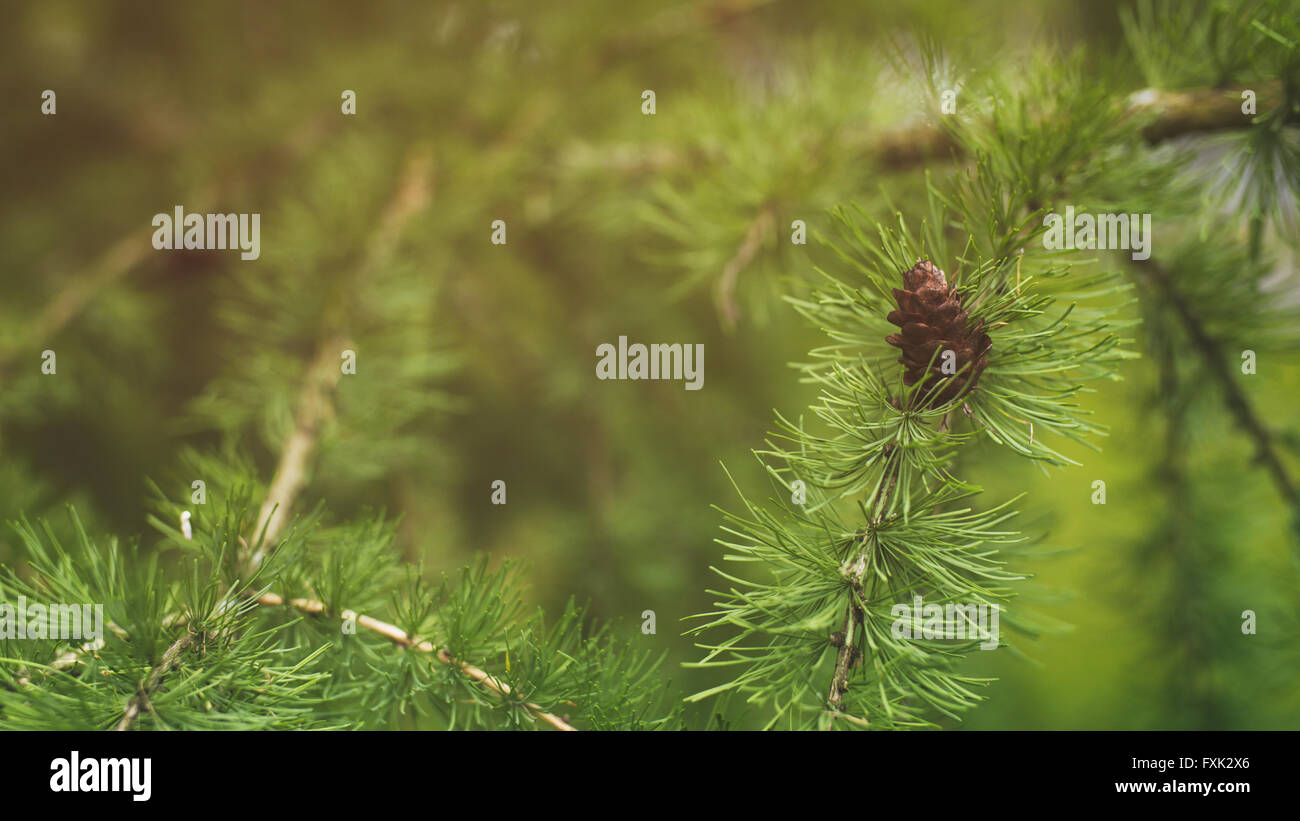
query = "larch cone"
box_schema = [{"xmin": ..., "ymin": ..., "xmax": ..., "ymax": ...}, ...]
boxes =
[{"xmin": 885, "ymin": 260, "xmax": 991, "ymax": 408}]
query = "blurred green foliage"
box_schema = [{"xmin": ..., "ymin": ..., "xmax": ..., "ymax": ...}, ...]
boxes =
[{"xmin": 1, "ymin": 0, "xmax": 1297, "ymax": 728}]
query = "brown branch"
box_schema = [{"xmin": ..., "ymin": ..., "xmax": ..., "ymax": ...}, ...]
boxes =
[
  {"xmin": 1126, "ymin": 83, "xmax": 1280, "ymax": 144},
  {"xmin": 250, "ymin": 334, "xmax": 349, "ymax": 559},
  {"xmin": 255, "ymin": 591, "xmax": 576, "ymax": 731},
  {"xmin": 19, "ymin": 234, "xmax": 155, "ymax": 359},
  {"xmin": 24, "ymin": 144, "xmax": 558, "ymax": 731},
  {"xmin": 826, "ymin": 554, "xmax": 865, "ymax": 713},
  {"xmin": 359, "ymin": 147, "xmax": 436, "ymax": 271},
  {"xmin": 716, "ymin": 207, "xmax": 775, "ymax": 329},
  {"xmin": 13, "ymin": 621, "xmax": 131, "ymax": 687},
  {"xmin": 871, "ymin": 83, "xmax": 1281, "ymax": 167},
  {"xmin": 251, "ymin": 145, "xmax": 435, "ymax": 560},
  {"xmin": 1140, "ymin": 263, "xmax": 1298, "ymax": 509},
  {"xmin": 233, "ymin": 148, "xmax": 573, "ymax": 731},
  {"xmin": 570, "ymin": 84, "xmax": 1281, "ymax": 179},
  {"xmin": 113, "ymin": 632, "xmax": 194, "ymax": 731},
  {"xmin": 827, "ymin": 448, "xmax": 900, "ymax": 718},
  {"xmin": 45, "ymin": 144, "xmax": 433, "ymax": 723},
  {"xmin": 0, "ymin": 115, "xmax": 333, "ymax": 386}
]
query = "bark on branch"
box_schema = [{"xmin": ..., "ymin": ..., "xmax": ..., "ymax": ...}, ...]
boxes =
[
  {"xmin": 567, "ymin": 84, "xmax": 1282, "ymax": 178},
  {"xmin": 113, "ymin": 632, "xmax": 194, "ymax": 731},
  {"xmin": 255, "ymin": 591, "xmax": 576, "ymax": 731},
  {"xmin": 252, "ymin": 145, "xmax": 435, "ymax": 559},
  {"xmin": 827, "ymin": 448, "xmax": 899, "ymax": 719},
  {"xmin": 1139, "ymin": 262, "xmax": 1298, "ymax": 509}
]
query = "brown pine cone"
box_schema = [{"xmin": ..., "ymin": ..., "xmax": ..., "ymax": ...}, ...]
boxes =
[{"xmin": 885, "ymin": 260, "xmax": 991, "ymax": 408}]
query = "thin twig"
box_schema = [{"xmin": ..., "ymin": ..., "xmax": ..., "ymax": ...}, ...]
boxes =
[
  {"xmin": 113, "ymin": 632, "xmax": 194, "ymax": 731},
  {"xmin": 0, "ymin": 116, "xmax": 333, "ymax": 386},
  {"xmin": 1126, "ymin": 83, "xmax": 1280, "ymax": 143},
  {"xmin": 250, "ymin": 334, "xmax": 348, "ymax": 560},
  {"xmin": 826, "ymin": 563, "xmax": 864, "ymax": 713},
  {"xmin": 716, "ymin": 207, "xmax": 775, "ymax": 329},
  {"xmin": 14, "ymin": 620, "xmax": 131, "ymax": 686},
  {"xmin": 238, "ymin": 148, "xmax": 574, "ymax": 730},
  {"xmin": 100, "ymin": 147, "xmax": 434, "ymax": 730},
  {"xmin": 1139, "ymin": 262, "xmax": 1298, "ymax": 508},
  {"xmin": 571, "ymin": 84, "xmax": 1282, "ymax": 178},
  {"xmin": 252, "ymin": 145, "xmax": 434, "ymax": 559},
  {"xmin": 827, "ymin": 448, "xmax": 900, "ymax": 717},
  {"xmin": 255, "ymin": 592, "xmax": 576, "ymax": 731}
]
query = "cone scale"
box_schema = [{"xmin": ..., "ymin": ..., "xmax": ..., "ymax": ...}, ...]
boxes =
[{"xmin": 885, "ymin": 260, "xmax": 992, "ymax": 408}]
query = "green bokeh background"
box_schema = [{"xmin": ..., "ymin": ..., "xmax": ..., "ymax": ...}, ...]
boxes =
[{"xmin": 1, "ymin": 0, "xmax": 1296, "ymax": 729}]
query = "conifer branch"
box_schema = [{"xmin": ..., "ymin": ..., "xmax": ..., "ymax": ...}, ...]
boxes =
[
  {"xmin": 235, "ymin": 147, "xmax": 576, "ymax": 731},
  {"xmin": 827, "ymin": 450, "xmax": 899, "ymax": 717},
  {"xmin": 882, "ymin": 81, "xmax": 1284, "ymax": 166},
  {"xmin": 15, "ymin": 233, "xmax": 154, "ymax": 367},
  {"xmin": 113, "ymin": 632, "xmax": 195, "ymax": 732},
  {"xmin": 253, "ymin": 591, "xmax": 577, "ymax": 731},
  {"xmin": 1126, "ymin": 81, "xmax": 1283, "ymax": 143},
  {"xmin": 254, "ymin": 145, "xmax": 433, "ymax": 559},
  {"xmin": 17, "ymin": 623, "xmax": 126, "ymax": 686},
  {"xmin": 1136, "ymin": 298, "xmax": 1224, "ymax": 722},
  {"xmin": 579, "ymin": 84, "xmax": 1281, "ymax": 177},
  {"xmin": 716, "ymin": 206, "xmax": 775, "ymax": 328},
  {"xmin": 0, "ymin": 117, "xmax": 332, "ymax": 387},
  {"xmin": 251, "ymin": 334, "xmax": 349, "ymax": 559},
  {"xmin": 0, "ymin": 224, "xmax": 150, "ymax": 394},
  {"xmin": 66, "ymin": 146, "xmax": 437, "ymax": 729},
  {"xmin": 826, "ymin": 558, "xmax": 864, "ymax": 713},
  {"xmin": 46, "ymin": 622, "xmax": 132, "ymax": 675},
  {"xmin": 1138, "ymin": 262, "xmax": 1298, "ymax": 508},
  {"xmin": 10, "ymin": 0, "xmax": 1293, "ymax": 735}
]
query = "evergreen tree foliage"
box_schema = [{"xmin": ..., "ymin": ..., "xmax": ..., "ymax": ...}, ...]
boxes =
[
  {"xmin": 680, "ymin": 0, "xmax": 1300, "ymax": 729},
  {"xmin": 1, "ymin": 0, "xmax": 1297, "ymax": 731}
]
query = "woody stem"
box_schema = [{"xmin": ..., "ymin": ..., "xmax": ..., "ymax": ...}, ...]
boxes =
[{"xmin": 827, "ymin": 448, "xmax": 900, "ymax": 717}]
